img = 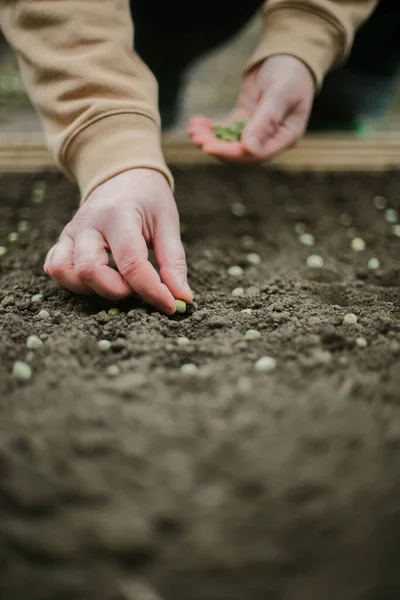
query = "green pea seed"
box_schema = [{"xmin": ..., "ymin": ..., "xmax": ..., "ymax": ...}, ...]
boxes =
[
  {"xmin": 8, "ymin": 232, "xmax": 19, "ymax": 243},
  {"xmin": 306, "ymin": 255, "xmax": 324, "ymax": 269},
  {"xmin": 180, "ymin": 363, "xmax": 198, "ymax": 376},
  {"xmin": 356, "ymin": 337, "xmax": 367, "ymax": 348},
  {"xmin": 18, "ymin": 220, "xmax": 30, "ymax": 233},
  {"xmin": 0, "ymin": 246, "xmax": 7, "ymax": 257},
  {"xmin": 38, "ymin": 309, "xmax": 50, "ymax": 320},
  {"xmin": 31, "ymin": 293, "xmax": 44, "ymax": 303},
  {"xmin": 108, "ymin": 308, "xmax": 120, "ymax": 317},
  {"xmin": 26, "ymin": 335, "xmax": 43, "ymax": 350},
  {"xmin": 368, "ymin": 257, "xmax": 380, "ymax": 270},
  {"xmin": 175, "ymin": 300, "xmax": 187, "ymax": 314},
  {"xmin": 343, "ymin": 313, "xmax": 358, "ymax": 325},
  {"xmin": 245, "ymin": 329, "xmax": 261, "ymax": 340},
  {"xmin": 228, "ymin": 265, "xmax": 243, "ymax": 277},
  {"xmin": 98, "ymin": 339, "xmax": 112, "ymax": 351},
  {"xmin": 255, "ymin": 356, "xmax": 277, "ymax": 372},
  {"xmin": 12, "ymin": 361, "xmax": 32, "ymax": 381}
]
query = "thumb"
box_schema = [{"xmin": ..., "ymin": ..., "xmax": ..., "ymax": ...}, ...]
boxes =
[{"xmin": 242, "ymin": 94, "xmax": 287, "ymax": 155}]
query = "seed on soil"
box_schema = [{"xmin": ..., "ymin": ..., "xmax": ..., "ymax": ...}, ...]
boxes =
[
  {"xmin": 294, "ymin": 222, "xmax": 307, "ymax": 234},
  {"xmin": 17, "ymin": 220, "xmax": 30, "ymax": 233},
  {"xmin": 343, "ymin": 313, "xmax": 358, "ymax": 325},
  {"xmin": 38, "ymin": 309, "xmax": 50, "ymax": 320},
  {"xmin": 175, "ymin": 300, "xmax": 187, "ymax": 314},
  {"xmin": 299, "ymin": 233, "xmax": 315, "ymax": 247},
  {"xmin": 245, "ymin": 329, "xmax": 261, "ymax": 340},
  {"xmin": 8, "ymin": 232, "xmax": 19, "ymax": 243},
  {"xmin": 351, "ymin": 237, "xmax": 366, "ymax": 252},
  {"xmin": 241, "ymin": 308, "xmax": 253, "ymax": 315},
  {"xmin": 106, "ymin": 365, "xmax": 120, "ymax": 377},
  {"xmin": 228, "ymin": 265, "xmax": 244, "ymax": 277},
  {"xmin": 165, "ymin": 343, "xmax": 174, "ymax": 351},
  {"xmin": 231, "ymin": 287, "xmax": 245, "ymax": 297},
  {"xmin": 393, "ymin": 224, "xmax": 400, "ymax": 237},
  {"xmin": 31, "ymin": 293, "xmax": 44, "ymax": 303},
  {"xmin": 340, "ymin": 213, "xmax": 352, "ymax": 226},
  {"xmin": 356, "ymin": 337, "xmax": 368, "ymax": 348},
  {"xmin": 373, "ymin": 195, "xmax": 387, "ymax": 210},
  {"xmin": 255, "ymin": 356, "xmax": 277, "ymax": 373},
  {"xmin": 177, "ymin": 336, "xmax": 190, "ymax": 346},
  {"xmin": 32, "ymin": 180, "xmax": 46, "ymax": 204},
  {"xmin": 306, "ymin": 255, "xmax": 324, "ymax": 269},
  {"xmin": 12, "ymin": 361, "xmax": 32, "ymax": 382},
  {"xmin": 231, "ymin": 201, "xmax": 247, "ymax": 217},
  {"xmin": 180, "ymin": 363, "xmax": 198, "ymax": 376},
  {"xmin": 384, "ymin": 208, "xmax": 398, "ymax": 224},
  {"xmin": 26, "ymin": 335, "xmax": 43, "ymax": 350},
  {"xmin": 246, "ymin": 253, "xmax": 261, "ymax": 265},
  {"xmin": 368, "ymin": 257, "xmax": 380, "ymax": 270},
  {"xmin": 108, "ymin": 308, "xmax": 120, "ymax": 317},
  {"xmin": 98, "ymin": 339, "xmax": 112, "ymax": 352},
  {"xmin": 0, "ymin": 246, "xmax": 7, "ymax": 257},
  {"xmin": 240, "ymin": 235, "xmax": 255, "ymax": 249}
]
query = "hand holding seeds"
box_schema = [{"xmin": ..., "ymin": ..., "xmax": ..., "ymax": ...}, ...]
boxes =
[{"xmin": 188, "ymin": 55, "xmax": 314, "ymax": 163}]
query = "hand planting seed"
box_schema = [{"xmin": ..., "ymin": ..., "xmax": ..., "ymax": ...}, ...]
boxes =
[
  {"xmin": 108, "ymin": 308, "xmax": 120, "ymax": 317},
  {"xmin": 231, "ymin": 201, "xmax": 247, "ymax": 217},
  {"xmin": 368, "ymin": 257, "xmax": 380, "ymax": 270},
  {"xmin": 18, "ymin": 220, "xmax": 30, "ymax": 233},
  {"xmin": 356, "ymin": 337, "xmax": 368, "ymax": 348},
  {"xmin": 98, "ymin": 339, "xmax": 112, "ymax": 352},
  {"xmin": 384, "ymin": 209, "xmax": 398, "ymax": 224},
  {"xmin": 26, "ymin": 335, "xmax": 43, "ymax": 350},
  {"xmin": 228, "ymin": 265, "xmax": 244, "ymax": 277},
  {"xmin": 213, "ymin": 119, "xmax": 247, "ymax": 142},
  {"xmin": 246, "ymin": 253, "xmax": 261, "ymax": 265},
  {"xmin": 393, "ymin": 224, "xmax": 400, "ymax": 237},
  {"xmin": 299, "ymin": 233, "xmax": 315, "ymax": 247},
  {"xmin": 180, "ymin": 363, "xmax": 198, "ymax": 376},
  {"xmin": 343, "ymin": 313, "xmax": 358, "ymax": 325},
  {"xmin": 31, "ymin": 293, "xmax": 44, "ymax": 304},
  {"xmin": 351, "ymin": 237, "xmax": 366, "ymax": 252},
  {"xmin": 12, "ymin": 361, "xmax": 32, "ymax": 381},
  {"xmin": 106, "ymin": 365, "xmax": 120, "ymax": 377},
  {"xmin": 245, "ymin": 329, "xmax": 261, "ymax": 340},
  {"xmin": 38, "ymin": 309, "xmax": 50, "ymax": 320},
  {"xmin": 8, "ymin": 232, "xmax": 19, "ymax": 243},
  {"xmin": 0, "ymin": 246, "xmax": 7, "ymax": 257},
  {"xmin": 177, "ymin": 336, "xmax": 190, "ymax": 346},
  {"xmin": 306, "ymin": 255, "xmax": 324, "ymax": 269},
  {"xmin": 373, "ymin": 195, "xmax": 387, "ymax": 210},
  {"xmin": 255, "ymin": 356, "xmax": 277, "ymax": 372},
  {"xmin": 231, "ymin": 287, "xmax": 245, "ymax": 297},
  {"xmin": 175, "ymin": 299, "xmax": 187, "ymax": 314}
]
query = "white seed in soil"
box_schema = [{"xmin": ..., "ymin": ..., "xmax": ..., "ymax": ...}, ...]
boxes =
[
  {"xmin": 384, "ymin": 208, "xmax": 398, "ymax": 224},
  {"xmin": 246, "ymin": 252, "xmax": 261, "ymax": 265},
  {"xmin": 8, "ymin": 232, "xmax": 19, "ymax": 243},
  {"xmin": 340, "ymin": 213, "xmax": 352, "ymax": 226},
  {"xmin": 26, "ymin": 335, "xmax": 43, "ymax": 350},
  {"xmin": 98, "ymin": 339, "xmax": 112, "ymax": 352},
  {"xmin": 231, "ymin": 202, "xmax": 247, "ymax": 217},
  {"xmin": 38, "ymin": 309, "xmax": 50, "ymax": 320},
  {"xmin": 18, "ymin": 220, "xmax": 30, "ymax": 233},
  {"xmin": 176, "ymin": 336, "xmax": 190, "ymax": 346},
  {"xmin": 231, "ymin": 287, "xmax": 245, "ymax": 297},
  {"xmin": 0, "ymin": 246, "xmax": 7, "ymax": 257},
  {"xmin": 255, "ymin": 356, "xmax": 277, "ymax": 373},
  {"xmin": 228, "ymin": 265, "xmax": 244, "ymax": 277},
  {"xmin": 294, "ymin": 222, "xmax": 307, "ymax": 234},
  {"xmin": 368, "ymin": 257, "xmax": 380, "ymax": 270},
  {"xmin": 343, "ymin": 313, "xmax": 358, "ymax": 325},
  {"xmin": 351, "ymin": 237, "xmax": 366, "ymax": 252},
  {"xmin": 31, "ymin": 293, "xmax": 44, "ymax": 303},
  {"xmin": 356, "ymin": 337, "xmax": 368, "ymax": 348},
  {"xmin": 373, "ymin": 195, "xmax": 387, "ymax": 210},
  {"xmin": 180, "ymin": 363, "xmax": 198, "ymax": 376},
  {"xmin": 241, "ymin": 308, "xmax": 253, "ymax": 315},
  {"xmin": 245, "ymin": 329, "xmax": 261, "ymax": 340},
  {"xmin": 106, "ymin": 365, "xmax": 120, "ymax": 377},
  {"xmin": 306, "ymin": 255, "xmax": 324, "ymax": 269},
  {"xmin": 12, "ymin": 361, "xmax": 32, "ymax": 381},
  {"xmin": 240, "ymin": 235, "xmax": 255, "ymax": 249},
  {"xmin": 392, "ymin": 224, "xmax": 400, "ymax": 237},
  {"xmin": 165, "ymin": 343, "xmax": 174, "ymax": 351},
  {"xmin": 299, "ymin": 233, "xmax": 315, "ymax": 247}
]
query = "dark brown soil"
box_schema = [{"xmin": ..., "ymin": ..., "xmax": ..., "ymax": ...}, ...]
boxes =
[{"xmin": 0, "ymin": 167, "xmax": 400, "ymax": 600}]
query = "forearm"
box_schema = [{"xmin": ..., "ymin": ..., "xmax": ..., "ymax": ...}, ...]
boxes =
[
  {"xmin": 0, "ymin": 0, "xmax": 173, "ymax": 201},
  {"xmin": 248, "ymin": 0, "xmax": 378, "ymax": 88}
]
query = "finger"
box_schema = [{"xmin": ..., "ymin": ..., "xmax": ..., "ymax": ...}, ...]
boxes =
[
  {"xmin": 241, "ymin": 96, "xmax": 286, "ymax": 155},
  {"xmin": 153, "ymin": 210, "xmax": 193, "ymax": 304},
  {"xmin": 105, "ymin": 215, "xmax": 177, "ymax": 315},
  {"xmin": 44, "ymin": 235, "xmax": 93, "ymax": 295},
  {"xmin": 74, "ymin": 229, "xmax": 132, "ymax": 300},
  {"xmin": 188, "ymin": 115, "xmax": 213, "ymax": 131}
]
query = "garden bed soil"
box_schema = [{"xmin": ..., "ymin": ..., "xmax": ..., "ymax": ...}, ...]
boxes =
[{"xmin": 0, "ymin": 167, "xmax": 400, "ymax": 600}]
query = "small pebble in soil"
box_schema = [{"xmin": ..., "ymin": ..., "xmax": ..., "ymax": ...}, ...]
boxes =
[
  {"xmin": 38, "ymin": 309, "xmax": 50, "ymax": 320},
  {"xmin": 343, "ymin": 313, "xmax": 358, "ymax": 325},
  {"xmin": 368, "ymin": 257, "xmax": 380, "ymax": 270},
  {"xmin": 108, "ymin": 308, "xmax": 120, "ymax": 317},
  {"xmin": 351, "ymin": 237, "xmax": 366, "ymax": 252},
  {"xmin": 231, "ymin": 287, "xmax": 245, "ymax": 297},
  {"xmin": 356, "ymin": 337, "xmax": 368, "ymax": 348},
  {"xmin": 241, "ymin": 308, "xmax": 253, "ymax": 315},
  {"xmin": 106, "ymin": 365, "xmax": 120, "ymax": 377},
  {"xmin": 31, "ymin": 293, "xmax": 44, "ymax": 303},
  {"xmin": 299, "ymin": 233, "xmax": 315, "ymax": 247},
  {"xmin": 228, "ymin": 265, "xmax": 244, "ymax": 277},
  {"xmin": 26, "ymin": 335, "xmax": 43, "ymax": 350},
  {"xmin": 165, "ymin": 343, "xmax": 174, "ymax": 351},
  {"xmin": 231, "ymin": 201, "xmax": 247, "ymax": 217},
  {"xmin": 246, "ymin": 253, "xmax": 261, "ymax": 265},
  {"xmin": 294, "ymin": 222, "xmax": 307, "ymax": 234},
  {"xmin": 203, "ymin": 249, "xmax": 213, "ymax": 259},
  {"xmin": 12, "ymin": 361, "xmax": 32, "ymax": 382},
  {"xmin": 180, "ymin": 363, "xmax": 198, "ymax": 376},
  {"xmin": 384, "ymin": 208, "xmax": 398, "ymax": 224},
  {"xmin": 98, "ymin": 339, "xmax": 112, "ymax": 352},
  {"xmin": 240, "ymin": 235, "xmax": 255, "ymax": 249},
  {"xmin": 175, "ymin": 300, "xmax": 187, "ymax": 314},
  {"xmin": 393, "ymin": 224, "xmax": 400, "ymax": 237},
  {"xmin": 245, "ymin": 329, "xmax": 261, "ymax": 340},
  {"xmin": 176, "ymin": 336, "xmax": 190, "ymax": 346},
  {"xmin": 0, "ymin": 246, "xmax": 7, "ymax": 257},
  {"xmin": 255, "ymin": 356, "xmax": 277, "ymax": 373},
  {"xmin": 17, "ymin": 220, "xmax": 30, "ymax": 233},
  {"xmin": 340, "ymin": 213, "xmax": 352, "ymax": 226},
  {"xmin": 32, "ymin": 181, "xmax": 46, "ymax": 204},
  {"xmin": 373, "ymin": 195, "xmax": 387, "ymax": 210},
  {"xmin": 306, "ymin": 254, "xmax": 324, "ymax": 269},
  {"xmin": 8, "ymin": 232, "xmax": 19, "ymax": 243}
]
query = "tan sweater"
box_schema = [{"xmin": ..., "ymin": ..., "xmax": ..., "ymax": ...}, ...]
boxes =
[{"xmin": 0, "ymin": 0, "xmax": 377, "ymax": 202}]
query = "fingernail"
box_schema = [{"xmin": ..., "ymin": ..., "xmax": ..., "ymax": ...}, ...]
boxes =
[
  {"xmin": 181, "ymin": 279, "xmax": 194, "ymax": 300},
  {"xmin": 247, "ymin": 135, "xmax": 261, "ymax": 153}
]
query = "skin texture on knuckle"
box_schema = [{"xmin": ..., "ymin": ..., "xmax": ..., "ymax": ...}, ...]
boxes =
[
  {"xmin": 117, "ymin": 254, "xmax": 146, "ymax": 281},
  {"xmin": 74, "ymin": 261, "xmax": 98, "ymax": 282}
]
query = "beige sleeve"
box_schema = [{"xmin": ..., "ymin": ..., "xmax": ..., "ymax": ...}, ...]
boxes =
[
  {"xmin": 247, "ymin": 0, "xmax": 378, "ymax": 88},
  {"xmin": 0, "ymin": 0, "xmax": 173, "ymax": 202}
]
